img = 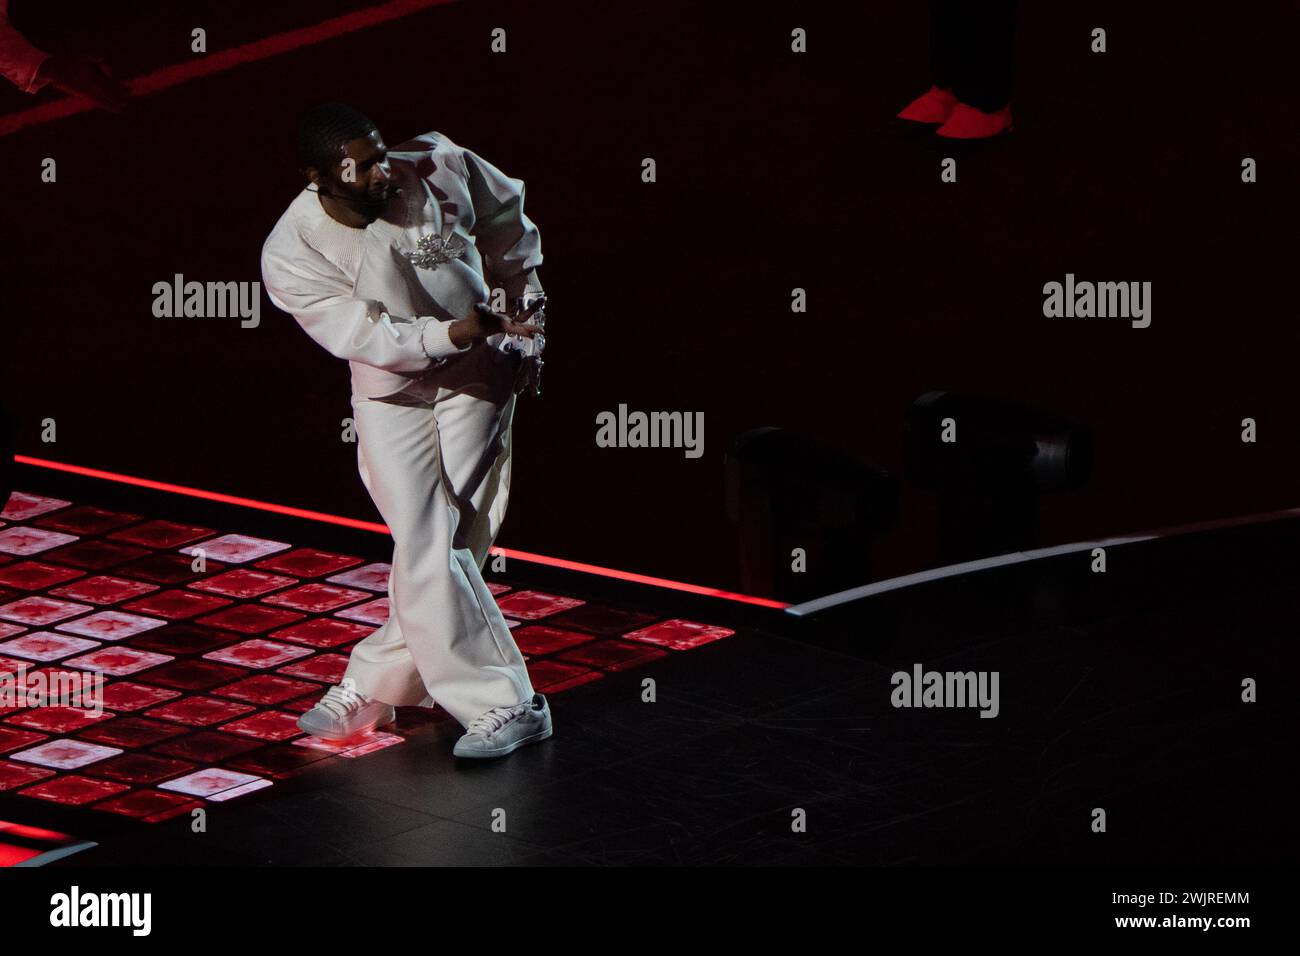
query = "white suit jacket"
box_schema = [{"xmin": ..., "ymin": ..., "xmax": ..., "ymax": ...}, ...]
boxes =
[{"xmin": 260, "ymin": 130, "xmax": 543, "ymax": 400}]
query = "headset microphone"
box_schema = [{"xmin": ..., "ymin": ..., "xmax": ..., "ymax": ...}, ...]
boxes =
[{"xmin": 307, "ymin": 184, "xmax": 401, "ymax": 206}]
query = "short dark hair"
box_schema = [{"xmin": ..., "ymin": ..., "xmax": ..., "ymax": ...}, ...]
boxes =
[{"xmin": 297, "ymin": 102, "xmax": 378, "ymax": 175}]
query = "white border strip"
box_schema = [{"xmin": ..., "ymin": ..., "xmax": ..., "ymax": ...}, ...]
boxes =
[{"xmin": 785, "ymin": 505, "xmax": 1300, "ymax": 617}]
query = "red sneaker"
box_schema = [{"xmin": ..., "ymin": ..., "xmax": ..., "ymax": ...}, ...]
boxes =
[
  {"xmin": 934, "ymin": 102, "xmax": 1014, "ymax": 140},
  {"xmin": 896, "ymin": 85, "xmax": 958, "ymax": 124}
]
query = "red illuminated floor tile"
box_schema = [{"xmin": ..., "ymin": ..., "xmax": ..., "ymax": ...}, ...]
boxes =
[
  {"xmin": 0, "ymin": 759, "xmax": 56, "ymax": 790},
  {"xmin": 203, "ymin": 639, "xmax": 312, "ymax": 669},
  {"xmin": 332, "ymin": 598, "xmax": 387, "ymax": 629},
  {"xmin": 295, "ymin": 731, "xmax": 403, "ymax": 758},
  {"xmin": 159, "ymin": 766, "xmax": 266, "ymax": 798},
  {"xmin": 120, "ymin": 589, "xmax": 233, "ymax": 620},
  {"xmin": 131, "ymin": 658, "xmax": 247, "ymax": 691},
  {"xmin": 126, "ymin": 623, "xmax": 242, "ymax": 655},
  {"xmin": 99, "ymin": 681, "xmax": 182, "ymax": 711},
  {"xmin": 145, "ymin": 696, "xmax": 257, "ymax": 727},
  {"xmin": 56, "ymin": 610, "xmax": 168, "ymax": 641},
  {"xmin": 280, "ymin": 694, "xmax": 319, "ymax": 714},
  {"xmin": 195, "ymin": 604, "xmax": 305, "ymax": 634},
  {"xmin": 623, "ymin": 618, "xmax": 736, "ymax": 650},
  {"xmin": 77, "ymin": 716, "xmax": 190, "ymax": 748},
  {"xmin": 220, "ymin": 710, "xmax": 303, "ymax": 742},
  {"xmin": 0, "ymin": 626, "xmax": 24, "ymax": 643},
  {"xmin": 0, "ymin": 561, "xmax": 86, "ymax": 591},
  {"xmin": 486, "ymin": 581, "xmax": 511, "ymax": 596},
  {"xmin": 0, "ymin": 595, "xmax": 95, "ymax": 626},
  {"xmin": 1, "ymin": 492, "xmax": 72, "ymax": 522},
  {"xmin": 40, "ymin": 539, "xmax": 152, "ymax": 570},
  {"xmin": 10, "ymin": 738, "xmax": 122, "ymax": 769},
  {"xmin": 93, "ymin": 788, "xmax": 202, "ymax": 820},
  {"xmin": 211, "ymin": 778, "xmax": 275, "ymax": 801},
  {"xmin": 0, "ymin": 632, "xmax": 100, "ymax": 662},
  {"xmin": 226, "ymin": 744, "xmax": 331, "ymax": 777},
  {"xmin": 113, "ymin": 552, "xmax": 228, "ymax": 585},
  {"xmin": 277, "ymin": 653, "xmax": 348, "ymax": 684},
  {"xmin": 188, "ymin": 568, "xmax": 297, "ymax": 598},
  {"xmin": 33, "ymin": 505, "xmax": 142, "ymax": 536},
  {"xmin": 512, "ymin": 625, "xmax": 597, "ymax": 656},
  {"xmin": 48, "ymin": 574, "xmax": 160, "ymax": 604},
  {"xmin": 0, "ymin": 726, "xmax": 48, "ymax": 755},
  {"xmin": 151, "ymin": 731, "xmax": 263, "ymax": 762},
  {"xmin": 83, "ymin": 752, "xmax": 197, "ymax": 785},
  {"xmin": 546, "ymin": 603, "xmax": 662, "ymax": 635},
  {"xmin": 0, "ymin": 527, "xmax": 78, "ymax": 557},
  {"xmin": 5, "ymin": 706, "xmax": 116, "ymax": 734},
  {"xmin": 108, "ymin": 519, "xmax": 215, "ymax": 549},
  {"xmin": 334, "ymin": 597, "xmax": 389, "ymax": 625},
  {"xmin": 271, "ymin": 618, "xmax": 373, "ymax": 649},
  {"xmin": 255, "ymin": 548, "xmax": 363, "ymax": 577},
  {"xmin": 496, "ymin": 590, "xmax": 586, "ymax": 620},
  {"xmin": 341, "ymin": 734, "xmax": 410, "ymax": 759},
  {"xmin": 18, "ymin": 774, "xmax": 130, "ymax": 805},
  {"xmin": 262, "ymin": 583, "xmax": 370, "ymax": 612},
  {"xmin": 13, "ymin": 666, "xmax": 104, "ymax": 706},
  {"xmin": 145, "ymin": 802, "xmax": 206, "ymax": 823},
  {"xmin": 325, "ymin": 562, "xmax": 390, "ymax": 591},
  {"xmin": 181, "ymin": 534, "xmax": 291, "ymax": 564},
  {"xmin": 63, "ymin": 646, "xmax": 173, "ymax": 676},
  {"xmin": 556, "ymin": 638, "xmax": 670, "ymax": 671},
  {"xmin": 212, "ymin": 673, "xmax": 320, "ymax": 705},
  {"xmin": 527, "ymin": 660, "xmax": 603, "ymax": 693}
]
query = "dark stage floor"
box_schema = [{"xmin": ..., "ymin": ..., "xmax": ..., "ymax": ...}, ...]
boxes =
[{"xmin": 2, "ymin": 470, "xmax": 1294, "ymax": 866}]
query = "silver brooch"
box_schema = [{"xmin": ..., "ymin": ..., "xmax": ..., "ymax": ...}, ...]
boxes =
[{"xmin": 402, "ymin": 231, "xmax": 467, "ymax": 270}]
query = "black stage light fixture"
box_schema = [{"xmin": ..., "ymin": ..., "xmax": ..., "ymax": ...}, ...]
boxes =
[
  {"xmin": 725, "ymin": 426, "xmax": 899, "ymax": 602},
  {"xmin": 905, "ymin": 391, "xmax": 1095, "ymax": 562}
]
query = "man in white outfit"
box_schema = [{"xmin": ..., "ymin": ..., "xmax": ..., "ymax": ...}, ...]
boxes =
[{"xmin": 260, "ymin": 103, "xmax": 552, "ymax": 759}]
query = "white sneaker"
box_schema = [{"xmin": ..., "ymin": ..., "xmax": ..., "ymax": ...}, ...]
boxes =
[
  {"xmin": 296, "ymin": 677, "xmax": 395, "ymax": 741},
  {"xmin": 452, "ymin": 693, "xmax": 553, "ymax": 759}
]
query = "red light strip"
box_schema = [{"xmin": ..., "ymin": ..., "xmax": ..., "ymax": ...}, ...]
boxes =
[
  {"xmin": 13, "ymin": 454, "xmax": 790, "ymax": 609},
  {"xmin": 15, "ymin": 454, "xmax": 388, "ymax": 532},
  {"xmin": 0, "ymin": 0, "xmax": 458, "ymax": 138}
]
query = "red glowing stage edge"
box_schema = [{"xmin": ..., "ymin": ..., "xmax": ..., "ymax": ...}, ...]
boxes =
[{"xmin": 13, "ymin": 455, "xmax": 789, "ymax": 610}]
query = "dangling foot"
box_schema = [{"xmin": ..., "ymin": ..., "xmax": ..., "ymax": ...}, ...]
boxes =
[
  {"xmin": 934, "ymin": 102, "xmax": 1014, "ymax": 140},
  {"xmin": 896, "ymin": 85, "xmax": 958, "ymax": 124}
]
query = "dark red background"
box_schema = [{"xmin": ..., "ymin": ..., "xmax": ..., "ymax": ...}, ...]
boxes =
[{"xmin": 3, "ymin": 0, "xmax": 1296, "ymax": 595}]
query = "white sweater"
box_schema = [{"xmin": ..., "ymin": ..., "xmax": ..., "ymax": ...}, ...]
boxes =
[{"xmin": 261, "ymin": 130, "xmax": 543, "ymax": 400}]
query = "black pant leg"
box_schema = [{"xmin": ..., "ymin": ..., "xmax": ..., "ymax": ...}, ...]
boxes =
[
  {"xmin": 934, "ymin": 0, "xmax": 1018, "ymax": 112},
  {"xmin": 928, "ymin": 0, "xmax": 963, "ymax": 91}
]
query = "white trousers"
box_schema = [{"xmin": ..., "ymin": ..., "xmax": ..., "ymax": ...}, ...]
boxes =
[{"xmin": 342, "ymin": 343, "xmax": 535, "ymax": 728}]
